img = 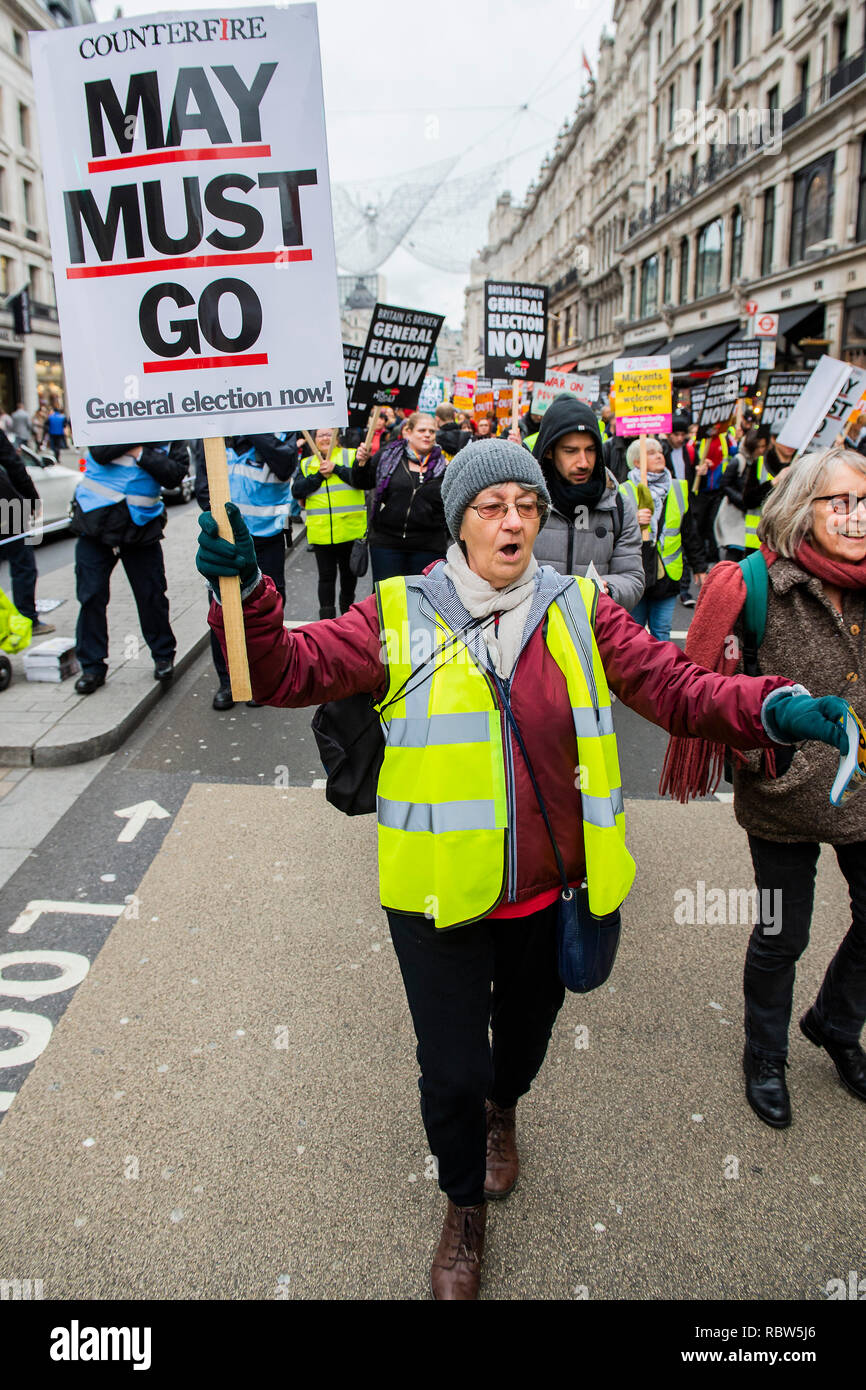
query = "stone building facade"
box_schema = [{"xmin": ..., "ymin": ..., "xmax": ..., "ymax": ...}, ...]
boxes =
[
  {"xmin": 465, "ymin": 0, "xmax": 866, "ymax": 393},
  {"xmin": 0, "ymin": 0, "xmax": 95, "ymax": 418}
]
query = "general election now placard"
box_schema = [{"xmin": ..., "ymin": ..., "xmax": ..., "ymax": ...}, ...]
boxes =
[
  {"xmin": 30, "ymin": 5, "xmax": 346, "ymax": 445},
  {"xmin": 353, "ymin": 303, "xmax": 444, "ymax": 410},
  {"xmin": 697, "ymin": 370, "xmax": 740, "ymax": 435},
  {"xmin": 725, "ymin": 339, "xmax": 762, "ymax": 392},
  {"xmin": 760, "ymin": 372, "xmax": 812, "ymax": 429},
  {"xmin": 484, "ymin": 280, "xmax": 548, "ymax": 382}
]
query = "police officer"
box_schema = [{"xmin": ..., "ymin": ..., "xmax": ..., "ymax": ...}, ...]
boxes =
[
  {"xmin": 72, "ymin": 440, "xmax": 190, "ymax": 695},
  {"xmin": 195, "ymin": 431, "xmax": 298, "ymax": 710}
]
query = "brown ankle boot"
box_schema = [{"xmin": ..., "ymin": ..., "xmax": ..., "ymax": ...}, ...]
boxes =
[
  {"xmin": 430, "ymin": 1200, "xmax": 487, "ymax": 1300},
  {"xmin": 484, "ymin": 1100, "xmax": 518, "ymax": 1200}
]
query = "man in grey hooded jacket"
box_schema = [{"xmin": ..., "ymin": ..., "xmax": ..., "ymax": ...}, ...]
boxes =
[{"xmin": 529, "ymin": 396, "xmax": 644, "ymax": 610}]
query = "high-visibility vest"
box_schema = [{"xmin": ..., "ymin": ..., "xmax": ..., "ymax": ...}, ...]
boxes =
[
  {"xmin": 301, "ymin": 448, "xmax": 366, "ymax": 545},
  {"xmin": 599, "ymin": 419, "xmax": 609, "ymax": 443},
  {"xmin": 524, "ymin": 431, "xmax": 539, "ymax": 453},
  {"xmin": 620, "ymin": 477, "xmax": 688, "ymax": 582},
  {"xmin": 697, "ymin": 434, "xmax": 730, "ymax": 476},
  {"xmin": 227, "ymin": 436, "xmax": 293, "ymax": 538},
  {"xmin": 375, "ymin": 574, "xmax": 635, "ymax": 928},
  {"xmin": 744, "ymin": 455, "xmax": 767, "ymax": 552},
  {"xmin": 76, "ymin": 450, "xmax": 163, "ymax": 527}
]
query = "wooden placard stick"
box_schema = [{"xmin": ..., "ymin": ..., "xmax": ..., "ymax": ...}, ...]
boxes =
[
  {"xmin": 511, "ymin": 381, "xmax": 520, "ymax": 435},
  {"xmin": 204, "ymin": 436, "xmax": 252, "ymax": 703},
  {"xmin": 364, "ymin": 406, "xmax": 381, "ymax": 450},
  {"xmin": 639, "ymin": 431, "xmax": 651, "ymax": 540},
  {"xmin": 302, "ymin": 429, "xmax": 325, "ymax": 467}
]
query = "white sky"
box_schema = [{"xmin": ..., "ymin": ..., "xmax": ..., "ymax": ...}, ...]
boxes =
[{"xmin": 89, "ymin": 0, "xmax": 615, "ymax": 327}]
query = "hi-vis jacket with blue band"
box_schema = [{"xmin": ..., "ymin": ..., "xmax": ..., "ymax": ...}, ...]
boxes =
[
  {"xmin": 227, "ymin": 435, "xmax": 293, "ymax": 539},
  {"xmin": 374, "ymin": 568, "xmax": 636, "ymax": 929},
  {"xmin": 76, "ymin": 451, "xmax": 163, "ymax": 527},
  {"xmin": 619, "ymin": 477, "xmax": 689, "ymax": 582}
]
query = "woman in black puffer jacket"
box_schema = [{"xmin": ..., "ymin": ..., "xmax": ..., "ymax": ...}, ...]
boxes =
[{"xmin": 353, "ymin": 411, "xmax": 449, "ymax": 582}]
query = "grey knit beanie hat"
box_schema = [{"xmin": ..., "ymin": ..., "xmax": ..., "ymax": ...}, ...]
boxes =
[{"xmin": 440, "ymin": 439, "xmax": 551, "ymax": 540}]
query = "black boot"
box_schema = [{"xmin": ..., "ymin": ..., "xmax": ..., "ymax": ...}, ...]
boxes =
[
  {"xmin": 743, "ymin": 1046, "xmax": 791, "ymax": 1128},
  {"xmin": 800, "ymin": 1009, "xmax": 866, "ymax": 1101},
  {"xmin": 212, "ymin": 685, "xmax": 234, "ymax": 711},
  {"xmin": 319, "ymin": 606, "xmax": 337, "ymax": 620}
]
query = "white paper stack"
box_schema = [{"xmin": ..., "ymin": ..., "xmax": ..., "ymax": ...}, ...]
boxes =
[{"xmin": 23, "ymin": 637, "xmax": 80, "ymax": 683}]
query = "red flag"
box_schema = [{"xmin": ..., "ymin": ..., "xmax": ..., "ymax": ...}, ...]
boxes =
[{"xmin": 582, "ymin": 48, "xmax": 593, "ymax": 79}]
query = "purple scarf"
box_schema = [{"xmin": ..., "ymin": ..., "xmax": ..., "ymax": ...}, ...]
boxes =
[{"xmin": 373, "ymin": 439, "xmax": 446, "ymax": 504}]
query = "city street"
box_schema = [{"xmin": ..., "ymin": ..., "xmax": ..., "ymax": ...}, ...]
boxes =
[{"xmin": 0, "ymin": 537, "xmax": 861, "ymax": 1302}]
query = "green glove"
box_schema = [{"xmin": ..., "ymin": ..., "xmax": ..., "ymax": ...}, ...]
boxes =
[
  {"xmin": 636, "ymin": 482, "xmax": 654, "ymax": 513},
  {"xmin": 766, "ymin": 692, "xmax": 850, "ymax": 754},
  {"xmin": 196, "ymin": 502, "xmax": 258, "ymax": 596}
]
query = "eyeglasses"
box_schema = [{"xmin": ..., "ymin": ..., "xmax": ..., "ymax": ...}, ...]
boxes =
[
  {"xmin": 814, "ymin": 493, "xmax": 866, "ymax": 515},
  {"xmin": 468, "ymin": 500, "xmax": 548, "ymax": 521}
]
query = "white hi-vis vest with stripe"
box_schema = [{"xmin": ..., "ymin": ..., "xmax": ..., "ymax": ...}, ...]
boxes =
[{"xmin": 375, "ymin": 573, "xmax": 635, "ymax": 929}]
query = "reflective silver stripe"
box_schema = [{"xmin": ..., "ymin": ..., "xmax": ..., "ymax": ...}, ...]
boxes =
[
  {"xmin": 387, "ymin": 711, "xmax": 491, "ymax": 748},
  {"xmin": 77, "ymin": 476, "xmax": 160, "ymax": 508},
  {"xmin": 554, "ymin": 589, "xmax": 598, "ymax": 708},
  {"xmin": 236, "ymin": 501, "xmax": 291, "ymax": 517},
  {"xmin": 227, "ymin": 462, "xmax": 287, "ymax": 486},
  {"xmin": 309, "ymin": 502, "xmax": 366, "ymax": 515},
  {"xmin": 377, "ymin": 795, "xmax": 498, "ymax": 833},
  {"xmin": 581, "ymin": 786, "xmax": 624, "ymax": 828},
  {"xmin": 572, "ymin": 706, "xmax": 615, "ymax": 739}
]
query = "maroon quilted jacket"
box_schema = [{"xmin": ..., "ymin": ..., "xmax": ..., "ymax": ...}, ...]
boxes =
[{"xmin": 210, "ymin": 572, "xmax": 791, "ymax": 908}]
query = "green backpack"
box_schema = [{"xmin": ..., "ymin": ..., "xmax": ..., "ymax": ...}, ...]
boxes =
[{"xmin": 739, "ymin": 549, "xmax": 769, "ymax": 677}]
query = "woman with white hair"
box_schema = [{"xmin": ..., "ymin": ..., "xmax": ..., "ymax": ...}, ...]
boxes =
[
  {"xmin": 664, "ymin": 447, "xmax": 866, "ymax": 1128},
  {"xmin": 619, "ymin": 435, "xmax": 708, "ymax": 641}
]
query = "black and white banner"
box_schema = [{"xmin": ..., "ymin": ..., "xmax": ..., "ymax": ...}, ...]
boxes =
[
  {"xmin": 30, "ymin": 5, "xmax": 346, "ymax": 443},
  {"xmin": 353, "ymin": 303, "xmax": 444, "ymax": 410},
  {"xmin": 760, "ymin": 372, "xmax": 812, "ymax": 430},
  {"xmin": 725, "ymin": 339, "xmax": 762, "ymax": 392},
  {"xmin": 697, "ymin": 370, "xmax": 740, "ymax": 435},
  {"xmin": 483, "ymin": 280, "xmax": 548, "ymax": 382}
]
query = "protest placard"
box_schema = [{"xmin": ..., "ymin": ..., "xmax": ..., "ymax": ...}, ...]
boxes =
[
  {"xmin": 777, "ymin": 356, "xmax": 859, "ymax": 453},
  {"xmin": 696, "ymin": 370, "xmax": 740, "ymax": 436},
  {"xmin": 760, "ymin": 372, "xmax": 812, "ymax": 430},
  {"xmin": 343, "ymin": 342, "xmax": 366, "ymax": 426},
  {"xmin": 417, "ymin": 375, "xmax": 446, "ymax": 414},
  {"xmin": 531, "ymin": 370, "xmax": 600, "ymax": 415},
  {"xmin": 484, "ymin": 281, "xmax": 548, "ymax": 382},
  {"xmin": 453, "ymin": 370, "xmax": 477, "ymax": 412},
  {"xmin": 353, "ymin": 302, "xmax": 444, "ymax": 410},
  {"xmin": 725, "ymin": 339, "xmax": 762, "ymax": 392},
  {"xmin": 688, "ymin": 384, "xmax": 708, "ymax": 421},
  {"xmin": 612, "ymin": 357, "xmax": 672, "ymax": 436},
  {"xmin": 30, "ymin": 5, "xmax": 346, "ymax": 446}
]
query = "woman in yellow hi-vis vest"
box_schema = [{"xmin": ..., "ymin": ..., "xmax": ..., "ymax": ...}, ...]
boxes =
[
  {"xmin": 292, "ymin": 427, "xmax": 366, "ymax": 618},
  {"xmin": 199, "ymin": 441, "xmax": 844, "ymax": 1300}
]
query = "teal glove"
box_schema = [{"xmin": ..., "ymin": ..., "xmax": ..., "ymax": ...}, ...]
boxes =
[
  {"xmin": 196, "ymin": 502, "xmax": 258, "ymax": 596},
  {"xmin": 766, "ymin": 692, "xmax": 850, "ymax": 755}
]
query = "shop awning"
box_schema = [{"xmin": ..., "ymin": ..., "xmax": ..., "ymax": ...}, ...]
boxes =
[
  {"xmin": 620, "ymin": 336, "xmax": 669, "ymax": 357},
  {"xmin": 653, "ymin": 320, "xmax": 740, "ymax": 370},
  {"xmin": 776, "ymin": 301, "xmax": 822, "ymax": 339}
]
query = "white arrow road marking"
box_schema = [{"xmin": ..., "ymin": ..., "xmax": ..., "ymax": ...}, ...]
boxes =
[
  {"xmin": 8, "ymin": 900, "xmax": 127, "ymax": 936},
  {"xmin": 114, "ymin": 801, "xmax": 171, "ymax": 842}
]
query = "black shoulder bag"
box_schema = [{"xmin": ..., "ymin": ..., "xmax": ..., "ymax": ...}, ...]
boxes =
[{"xmin": 494, "ymin": 673, "xmax": 622, "ymax": 994}]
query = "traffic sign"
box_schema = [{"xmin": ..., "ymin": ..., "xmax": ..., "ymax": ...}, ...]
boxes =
[
  {"xmin": 755, "ymin": 312, "xmax": 779, "ymax": 338},
  {"xmin": 745, "ymin": 300, "xmax": 759, "ymax": 316}
]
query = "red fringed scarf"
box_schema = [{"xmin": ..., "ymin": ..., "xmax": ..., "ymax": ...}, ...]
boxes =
[
  {"xmin": 659, "ymin": 547, "xmax": 781, "ymax": 802},
  {"xmin": 659, "ymin": 540, "xmax": 866, "ymax": 802}
]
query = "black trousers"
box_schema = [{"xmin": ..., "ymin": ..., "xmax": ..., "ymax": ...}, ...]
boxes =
[
  {"xmin": 386, "ymin": 904, "xmax": 566, "ymax": 1207},
  {"xmin": 210, "ymin": 531, "xmax": 286, "ymax": 685},
  {"xmin": 3, "ymin": 537, "xmax": 37, "ymax": 622},
  {"xmin": 313, "ymin": 539, "xmax": 356, "ymax": 616},
  {"xmin": 745, "ymin": 835, "xmax": 866, "ymax": 1058},
  {"xmin": 75, "ymin": 534, "xmax": 174, "ymax": 677},
  {"xmin": 690, "ymin": 489, "xmax": 723, "ymax": 564}
]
